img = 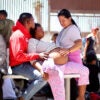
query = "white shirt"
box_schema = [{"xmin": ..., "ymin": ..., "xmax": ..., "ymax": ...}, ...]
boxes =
[
  {"xmin": 28, "ymin": 38, "xmax": 56, "ymax": 53},
  {"xmin": 56, "ymin": 25, "xmax": 81, "ymax": 48}
]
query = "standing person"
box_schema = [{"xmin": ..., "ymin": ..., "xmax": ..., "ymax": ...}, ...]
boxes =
[
  {"xmin": 0, "ymin": 10, "xmax": 14, "ymax": 71},
  {"xmin": 0, "ymin": 10, "xmax": 14, "ymax": 47},
  {"xmin": 0, "ymin": 10, "xmax": 17, "ymax": 100},
  {"xmin": 83, "ymin": 27, "xmax": 99, "ymax": 62},
  {"xmin": 28, "ymin": 23, "xmax": 89, "ymax": 100},
  {"xmin": 85, "ymin": 52, "xmax": 99, "ymax": 92},
  {"xmin": 9, "ymin": 13, "xmax": 48, "ymax": 100},
  {"xmin": 0, "ymin": 10, "xmax": 9, "ymax": 72},
  {"xmin": 0, "ymin": 9, "xmax": 14, "ymax": 71},
  {"xmin": 0, "ymin": 34, "xmax": 7, "ymax": 100}
]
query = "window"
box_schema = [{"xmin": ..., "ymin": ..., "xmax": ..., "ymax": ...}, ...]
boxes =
[{"xmin": 50, "ymin": 13, "xmax": 100, "ymax": 32}]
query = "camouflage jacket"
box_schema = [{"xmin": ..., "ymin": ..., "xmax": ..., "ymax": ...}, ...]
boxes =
[
  {"xmin": 0, "ymin": 34, "xmax": 7, "ymax": 71},
  {"xmin": 0, "ymin": 19, "xmax": 14, "ymax": 47}
]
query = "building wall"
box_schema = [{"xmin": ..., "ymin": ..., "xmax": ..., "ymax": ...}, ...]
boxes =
[{"xmin": 50, "ymin": 0, "xmax": 100, "ymax": 13}]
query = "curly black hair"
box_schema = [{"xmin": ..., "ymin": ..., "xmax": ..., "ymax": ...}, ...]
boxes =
[{"xmin": 30, "ymin": 23, "xmax": 41, "ymax": 38}]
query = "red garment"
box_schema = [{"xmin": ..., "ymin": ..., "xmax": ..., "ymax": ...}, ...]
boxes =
[
  {"xmin": 9, "ymin": 21, "xmax": 39, "ymax": 67},
  {"xmin": 90, "ymin": 92, "xmax": 100, "ymax": 100}
]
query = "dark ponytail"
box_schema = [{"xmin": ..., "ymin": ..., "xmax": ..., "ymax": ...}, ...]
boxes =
[
  {"xmin": 71, "ymin": 18, "xmax": 81, "ymax": 35},
  {"xmin": 71, "ymin": 18, "xmax": 78, "ymax": 27}
]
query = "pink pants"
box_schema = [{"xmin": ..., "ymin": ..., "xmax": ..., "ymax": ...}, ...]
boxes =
[
  {"xmin": 68, "ymin": 50, "xmax": 82, "ymax": 64},
  {"xmin": 42, "ymin": 50, "xmax": 89, "ymax": 100}
]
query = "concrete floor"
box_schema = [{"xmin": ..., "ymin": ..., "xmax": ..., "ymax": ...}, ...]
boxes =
[{"xmin": 32, "ymin": 96, "xmax": 53, "ymax": 100}]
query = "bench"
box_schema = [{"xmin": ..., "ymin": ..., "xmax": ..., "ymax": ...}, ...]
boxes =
[
  {"xmin": 3, "ymin": 73, "xmax": 80, "ymax": 100},
  {"xmin": 3, "ymin": 74, "xmax": 29, "ymax": 80},
  {"xmin": 64, "ymin": 74, "xmax": 80, "ymax": 100}
]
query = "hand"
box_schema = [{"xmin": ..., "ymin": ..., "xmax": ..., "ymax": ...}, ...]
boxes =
[
  {"xmin": 40, "ymin": 70, "xmax": 49, "ymax": 80},
  {"xmin": 58, "ymin": 48, "xmax": 69, "ymax": 56},
  {"xmin": 49, "ymin": 47, "xmax": 60, "ymax": 53},
  {"xmin": 38, "ymin": 52, "xmax": 49, "ymax": 60},
  {"xmin": 43, "ymin": 72, "xmax": 49, "ymax": 80}
]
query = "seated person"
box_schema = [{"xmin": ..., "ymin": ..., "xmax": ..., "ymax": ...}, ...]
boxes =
[
  {"xmin": 28, "ymin": 23, "xmax": 68, "ymax": 79},
  {"xmin": 28, "ymin": 37, "xmax": 68, "ymax": 65},
  {"xmin": 84, "ymin": 52, "xmax": 99, "ymax": 92},
  {"xmin": 28, "ymin": 23, "xmax": 68, "ymax": 65},
  {"xmin": 9, "ymin": 13, "xmax": 48, "ymax": 100}
]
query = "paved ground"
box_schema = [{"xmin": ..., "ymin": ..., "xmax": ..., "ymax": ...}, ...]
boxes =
[
  {"xmin": 32, "ymin": 96, "xmax": 53, "ymax": 100},
  {"xmin": 32, "ymin": 72, "xmax": 100, "ymax": 100}
]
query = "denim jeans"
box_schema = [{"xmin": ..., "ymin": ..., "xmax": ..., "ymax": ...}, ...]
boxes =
[{"xmin": 12, "ymin": 62, "xmax": 47, "ymax": 100}]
